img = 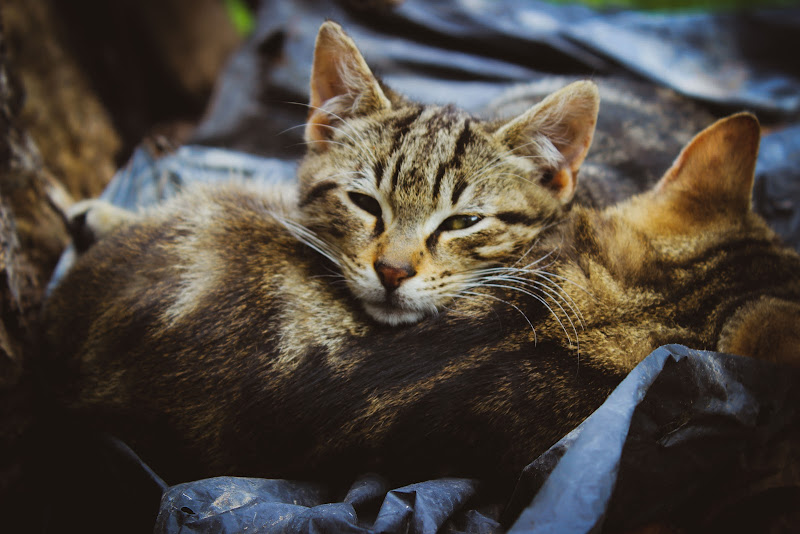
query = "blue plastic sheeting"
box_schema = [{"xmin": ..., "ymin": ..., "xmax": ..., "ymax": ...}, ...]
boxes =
[
  {"xmin": 157, "ymin": 476, "xmax": 491, "ymax": 534},
  {"xmin": 754, "ymin": 125, "xmax": 800, "ymax": 251},
  {"xmin": 154, "ymin": 346, "xmax": 799, "ymax": 533},
  {"xmin": 191, "ymin": 0, "xmax": 800, "ymax": 159},
  {"xmin": 565, "ymin": 11, "xmax": 800, "ymax": 114},
  {"xmin": 101, "ymin": 145, "xmax": 297, "ymax": 210},
  {"xmin": 509, "ymin": 345, "xmax": 792, "ymax": 532}
]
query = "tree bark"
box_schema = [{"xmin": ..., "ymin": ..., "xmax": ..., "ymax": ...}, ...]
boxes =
[{"xmin": 0, "ymin": 7, "xmax": 69, "ymax": 504}]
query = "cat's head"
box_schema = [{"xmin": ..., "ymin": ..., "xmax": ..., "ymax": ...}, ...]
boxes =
[
  {"xmin": 602, "ymin": 112, "xmax": 800, "ymax": 366},
  {"xmin": 293, "ymin": 21, "xmax": 599, "ymax": 325}
]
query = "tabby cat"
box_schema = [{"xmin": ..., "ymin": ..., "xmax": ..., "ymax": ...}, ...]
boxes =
[{"xmin": 42, "ymin": 25, "xmax": 800, "ymax": 492}]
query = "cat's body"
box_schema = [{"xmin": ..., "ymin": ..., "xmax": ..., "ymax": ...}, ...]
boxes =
[
  {"xmin": 44, "ymin": 179, "xmax": 620, "ymax": 486},
  {"xmin": 43, "ymin": 97, "xmax": 800, "ymax": 491}
]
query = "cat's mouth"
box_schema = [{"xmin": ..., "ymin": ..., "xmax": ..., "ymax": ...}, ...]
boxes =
[
  {"xmin": 362, "ymin": 301, "xmax": 428, "ymax": 326},
  {"xmin": 354, "ymin": 282, "xmax": 437, "ymax": 326}
]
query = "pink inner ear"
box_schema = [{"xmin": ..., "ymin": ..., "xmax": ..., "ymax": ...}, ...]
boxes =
[
  {"xmin": 555, "ymin": 116, "xmax": 597, "ymax": 174},
  {"xmin": 309, "ymin": 23, "xmax": 361, "ymax": 114},
  {"xmin": 655, "ymin": 141, "xmax": 696, "ymax": 193},
  {"xmin": 306, "ymin": 110, "xmax": 332, "ymax": 143},
  {"xmin": 310, "ymin": 60, "xmax": 342, "ymax": 111},
  {"xmin": 542, "ymin": 168, "xmax": 576, "ymax": 202},
  {"xmin": 493, "ymin": 81, "xmax": 598, "ymax": 180}
]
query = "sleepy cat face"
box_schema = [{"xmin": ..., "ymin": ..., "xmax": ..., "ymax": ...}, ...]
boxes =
[
  {"xmin": 291, "ymin": 22, "xmax": 599, "ymax": 325},
  {"xmin": 298, "ymin": 106, "xmax": 569, "ymax": 324}
]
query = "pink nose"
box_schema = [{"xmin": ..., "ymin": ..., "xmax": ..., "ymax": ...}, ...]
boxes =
[{"xmin": 374, "ymin": 260, "xmax": 416, "ymax": 291}]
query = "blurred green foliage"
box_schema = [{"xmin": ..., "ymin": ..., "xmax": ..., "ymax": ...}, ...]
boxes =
[{"xmin": 224, "ymin": 0, "xmax": 255, "ymax": 36}]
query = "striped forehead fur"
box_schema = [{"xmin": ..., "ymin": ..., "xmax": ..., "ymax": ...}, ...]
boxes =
[{"xmin": 323, "ymin": 105, "xmax": 564, "ymax": 208}]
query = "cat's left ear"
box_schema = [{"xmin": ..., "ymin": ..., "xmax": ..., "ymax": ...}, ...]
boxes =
[
  {"xmin": 306, "ymin": 21, "xmax": 392, "ymax": 146},
  {"xmin": 493, "ymin": 80, "xmax": 599, "ymax": 203}
]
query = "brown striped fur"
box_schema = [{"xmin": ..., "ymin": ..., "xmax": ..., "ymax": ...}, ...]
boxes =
[{"xmin": 40, "ymin": 110, "xmax": 800, "ymax": 491}]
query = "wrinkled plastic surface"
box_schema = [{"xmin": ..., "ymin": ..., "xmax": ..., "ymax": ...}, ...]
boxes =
[
  {"xmin": 156, "ymin": 475, "xmax": 494, "ymax": 534},
  {"xmin": 192, "ymin": 0, "xmax": 800, "ymax": 159},
  {"xmin": 754, "ymin": 124, "xmax": 800, "ymax": 251},
  {"xmin": 50, "ymin": 1, "xmax": 800, "ymax": 532}
]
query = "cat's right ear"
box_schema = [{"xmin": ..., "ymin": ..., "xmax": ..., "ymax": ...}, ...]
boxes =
[
  {"xmin": 306, "ymin": 21, "xmax": 391, "ymax": 147},
  {"xmin": 619, "ymin": 113, "xmax": 761, "ymax": 237},
  {"xmin": 653, "ymin": 112, "xmax": 760, "ymax": 217},
  {"xmin": 493, "ymin": 81, "xmax": 599, "ymax": 203}
]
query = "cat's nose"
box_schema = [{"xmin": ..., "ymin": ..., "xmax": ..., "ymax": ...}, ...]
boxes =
[{"xmin": 374, "ymin": 260, "xmax": 416, "ymax": 291}]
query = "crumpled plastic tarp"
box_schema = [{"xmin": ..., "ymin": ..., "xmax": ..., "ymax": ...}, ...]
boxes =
[
  {"xmin": 47, "ymin": 1, "xmax": 800, "ymax": 532},
  {"xmin": 192, "ymin": 0, "xmax": 800, "ymax": 156}
]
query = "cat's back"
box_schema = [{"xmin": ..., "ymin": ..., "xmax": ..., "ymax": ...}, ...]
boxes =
[
  {"xmin": 46, "ymin": 181, "xmax": 297, "ymax": 311},
  {"xmin": 41, "ymin": 181, "xmax": 367, "ymax": 395}
]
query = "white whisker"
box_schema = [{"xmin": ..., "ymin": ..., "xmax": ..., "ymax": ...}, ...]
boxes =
[
  {"xmin": 533, "ymin": 270, "xmax": 594, "ymax": 299},
  {"xmin": 483, "ymin": 274, "xmax": 583, "ymax": 329},
  {"xmin": 274, "ymin": 217, "xmax": 345, "ymax": 269},
  {"xmin": 454, "ymin": 290, "xmax": 537, "ymax": 344},
  {"xmin": 531, "ymin": 276, "xmax": 586, "ymax": 328},
  {"xmin": 473, "ymin": 282, "xmax": 572, "ymax": 345}
]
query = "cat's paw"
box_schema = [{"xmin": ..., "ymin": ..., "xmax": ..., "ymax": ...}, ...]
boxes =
[{"xmin": 67, "ymin": 199, "xmax": 137, "ymax": 253}]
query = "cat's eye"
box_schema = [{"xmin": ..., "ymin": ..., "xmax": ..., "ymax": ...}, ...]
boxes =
[
  {"xmin": 348, "ymin": 192, "xmax": 382, "ymax": 217},
  {"xmin": 438, "ymin": 214, "xmax": 482, "ymax": 232}
]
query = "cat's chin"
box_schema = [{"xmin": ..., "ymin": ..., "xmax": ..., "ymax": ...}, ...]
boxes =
[{"xmin": 362, "ymin": 302, "xmax": 428, "ymax": 326}]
